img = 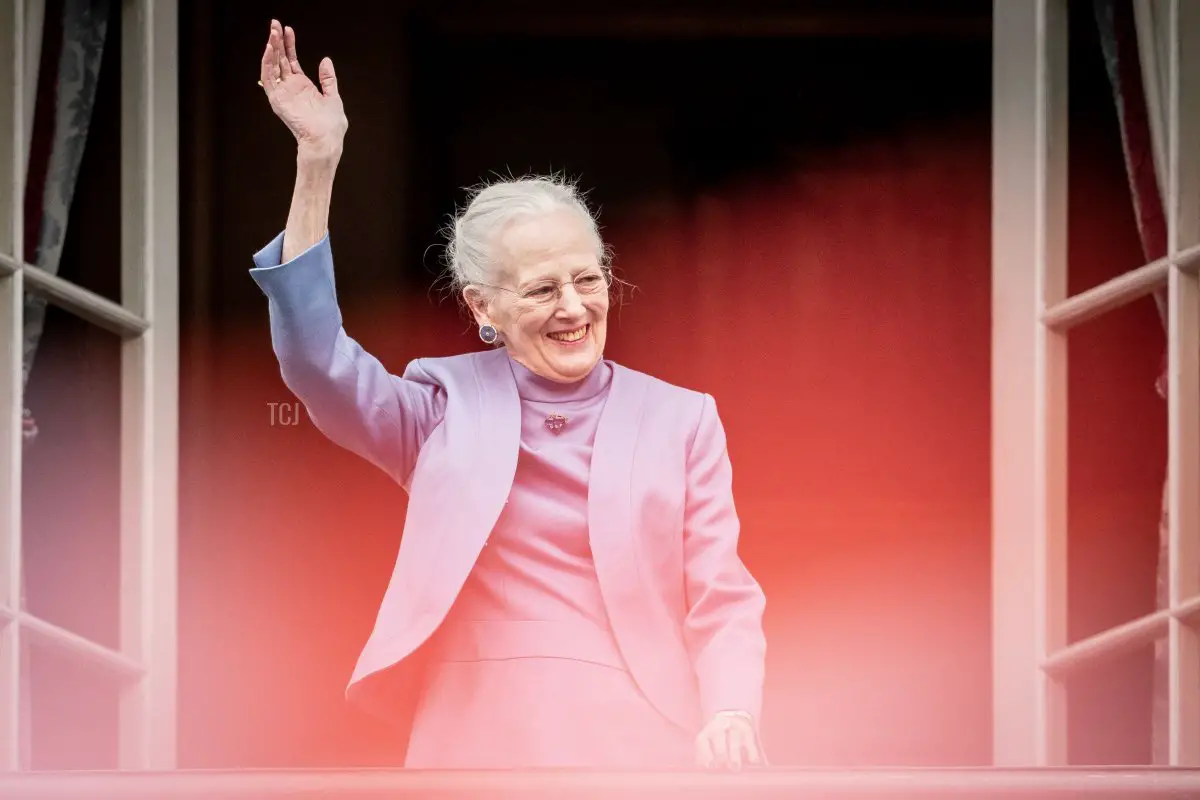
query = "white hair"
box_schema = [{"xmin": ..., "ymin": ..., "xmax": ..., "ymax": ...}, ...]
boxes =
[{"xmin": 443, "ymin": 173, "xmax": 610, "ymax": 295}]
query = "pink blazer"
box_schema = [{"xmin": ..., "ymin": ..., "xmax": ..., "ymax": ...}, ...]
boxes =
[{"xmin": 251, "ymin": 232, "xmax": 767, "ymax": 734}]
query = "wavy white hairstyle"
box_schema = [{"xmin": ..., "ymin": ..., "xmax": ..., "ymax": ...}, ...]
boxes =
[{"xmin": 443, "ymin": 173, "xmax": 611, "ymax": 295}]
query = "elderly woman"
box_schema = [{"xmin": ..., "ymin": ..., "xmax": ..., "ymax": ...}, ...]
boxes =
[{"xmin": 250, "ymin": 20, "xmax": 768, "ymax": 770}]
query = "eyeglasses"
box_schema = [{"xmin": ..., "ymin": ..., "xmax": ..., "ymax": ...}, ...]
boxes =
[{"xmin": 480, "ymin": 269, "xmax": 612, "ymax": 307}]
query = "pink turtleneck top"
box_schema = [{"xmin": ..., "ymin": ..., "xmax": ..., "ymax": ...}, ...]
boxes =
[
  {"xmin": 427, "ymin": 355, "xmax": 626, "ymax": 670},
  {"xmin": 407, "ymin": 354, "xmax": 692, "ymax": 768}
]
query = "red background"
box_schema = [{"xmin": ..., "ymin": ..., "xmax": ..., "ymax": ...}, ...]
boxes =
[{"xmin": 18, "ymin": 0, "xmax": 1166, "ymax": 769}]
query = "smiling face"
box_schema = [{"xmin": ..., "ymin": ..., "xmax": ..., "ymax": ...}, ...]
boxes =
[{"xmin": 465, "ymin": 207, "xmax": 610, "ymax": 383}]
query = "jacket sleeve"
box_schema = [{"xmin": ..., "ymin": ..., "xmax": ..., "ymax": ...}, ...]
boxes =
[
  {"xmin": 249, "ymin": 231, "xmax": 445, "ymax": 487},
  {"xmin": 681, "ymin": 393, "xmax": 768, "ymax": 722}
]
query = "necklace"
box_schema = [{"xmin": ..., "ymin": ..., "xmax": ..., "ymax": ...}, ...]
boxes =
[{"xmin": 544, "ymin": 413, "xmax": 568, "ymax": 434}]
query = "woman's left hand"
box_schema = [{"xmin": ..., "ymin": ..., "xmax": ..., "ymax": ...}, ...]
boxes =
[{"xmin": 694, "ymin": 712, "xmax": 765, "ymax": 770}]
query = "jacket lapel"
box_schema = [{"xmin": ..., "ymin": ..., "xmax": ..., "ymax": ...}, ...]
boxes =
[
  {"xmin": 588, "ymin": 363, "xmax": 646, "ymax": 598},
  {"xmin": 472, "ymin": 347, "xmax": 522, "ymax": 453},
  {"xmin": 462, "ymin": 347, "xmax": 522, "ymax": 554},
  {"xmin": 588, "ymin": 365, "xmax": 701, "ymax": 732},
  {"xmin": 588, "ymin": 368, "xmax": 667, "ymax": 689},
  {"xmin": 420, "ymin": 348, "xmax": 521, "ymax": 614}
]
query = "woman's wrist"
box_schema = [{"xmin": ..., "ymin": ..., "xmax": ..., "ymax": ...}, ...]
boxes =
[
  {"xmin": 296, "ymin": 150, "xmax": 339, "ymax": 181},
  {"xmin": 282, "ymin": 158, "xmax": 337, "ymax": 262},
  {"xmin": 713, "ymin": 709, "xmax": 754, "ymax": 723},
  {"xmin": 296, "ymin": 139, "xmax": 342, "ymax": 174}
]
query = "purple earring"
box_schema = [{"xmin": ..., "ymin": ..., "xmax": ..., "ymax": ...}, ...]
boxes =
[{"xmin": 479, "ymin": 323, "xmax": 498, "ymax": 344}]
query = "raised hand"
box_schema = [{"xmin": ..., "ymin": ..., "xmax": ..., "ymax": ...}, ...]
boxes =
[{"xmin": 260, "ymin": 20, "xmax": 347, "ymax": 163}]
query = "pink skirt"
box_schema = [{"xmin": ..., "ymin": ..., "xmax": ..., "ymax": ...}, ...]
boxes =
[{"xmin": 404, "ymin": 657, "xmax": 693, "ymax": 769}]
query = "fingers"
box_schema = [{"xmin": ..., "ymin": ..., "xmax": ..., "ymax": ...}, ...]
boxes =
[
  {"xmin": 694, "ymin": 729, "xmax": 717, "ymax": 770},
  {"xmin": 259, "ymin": 38, "xmax": 275, "ymax": 90},
  {"xmin": 318, "ymin": 57, "xmax": 338, "ymax": 97},
  {"xmin": 284, "ymin": 25, "xmax": 305, "ymax": 76},
  {"xmin": 727, "ymin": 725, "xmax": 760, "ymax": 770},
  {"xmin": 695, "ymin": 721, "xmax": 732, "ymax": 770},
  {"xmin": 273, "ymin": 23, "xmax": 292, "ymax": 80},
  {"xmin": 261, "ymin": 23, "xmax": 284, "ymax": 88},
  {"xmin": 727, "ymin": 726, "xmax": 744, "ymax": 770},
  {"xmin": 694, "ymin": 719, "xmax": 762, "ymax": 771},
  {"xmin": 743, "ymin": 728, "xmax": 764, "ymax": 766}
]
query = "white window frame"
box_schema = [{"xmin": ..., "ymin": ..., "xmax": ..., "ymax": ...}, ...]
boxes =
[
  {"xmin": 0, "ymin": 0, "xmax": 178, "ymax": 771},
  {"xmin": 992, "ymin": 0, "xmax": 1200, "ymax": 766},
  {"xmin": 5, "ymin": 0, "xmax": 1198, "ymax": 776}
]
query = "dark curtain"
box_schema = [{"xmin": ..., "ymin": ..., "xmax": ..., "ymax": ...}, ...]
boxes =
[
  {"xmin": 1094, "ymin": 0, "xmax": 1171, "ymax": 766},
  {"xmin": 20, "ymin": 0, "xmax": 114, "ymax": 771}
]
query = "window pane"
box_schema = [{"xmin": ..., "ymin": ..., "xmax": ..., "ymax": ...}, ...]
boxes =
[
  {"xmin": 1148, "ymin": 618, "xmax": 1200, "ymax": 766},
  {"xmin": 1067, "ymin": 303, "xmax": 1165, "ymax": 641},
  {"xmin": 1067, "ymin": 637, "xmax": 1158, "ymax": 766},
  {"xmin": 21, "ymin": 629, "xmax": 120, "ymax": 770},
  {"xmin": 22, "ymin": 0, "xmax": 121, "ymax": 304},
  {"xmin": 1152, "ymin": 629, "xmax": 1169, "ymax": 766},
  {"xmin": 21, "ymin": 299, "xmax": 120, "ymax": 651}
]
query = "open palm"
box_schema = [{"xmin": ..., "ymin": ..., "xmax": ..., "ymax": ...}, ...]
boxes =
[{"xmin": 260, "ymin": 20, "xmax": 347, "ymax": 155}]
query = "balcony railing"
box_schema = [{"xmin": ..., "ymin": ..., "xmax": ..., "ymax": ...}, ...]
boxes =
[{"xmin": 1, "ymin": 767, "xmax": 1199, "ymax": 800}]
